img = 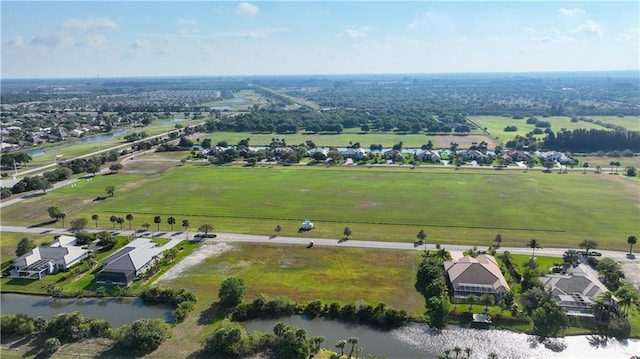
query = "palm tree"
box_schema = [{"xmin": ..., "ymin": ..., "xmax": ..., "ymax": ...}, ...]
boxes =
[
  {"xmin": 153, "ymin": 216, "xmax": 161, "ymax": 231},
  {"xmin": 274, "ymin": 224, "xmax": 282, "ymax": 236},
  {"xmin": 182, "ymin": 219, "xmax": 190, "ymax": 233},
  {"xmin": 347, "ymin": 337, "xmax": 359, "ymax": 358},
  {"xmin": 416, "ymin": 229, "xmax": 427, "ymax": 243},
  {"xmin": 59, "ymin": 212, "xmax": 66, "ymax": 227},
  {"xmin": 126, "ymin": 214, "xmax": 134, "ymax": 230},
  {"xmin": 109, "ymin": 215, "xmax": 117, "ymax": 229},
  {"xmin": 167, "ymin": 216, "xmax": 176, "ymax": 231},
  {"xmin": 528, "ymin": 239, "xmax": 541, "ymax": 258},
  {"xmin": 335, "ymin": 340, "xmax": 346, "ymax": 356},
  {"xmin": 466, "ymin": 294, "xmax": 477, "ymax": 313},
  {"xmin": 463, "ymin": 347, "xmax": 472, "ymax": 359},
  {"xmin": 627, "ymin": 235, "xmax": 638, "ymax": 254},
  {"xmin": 117, "ymin": 217, "xmax": 125, "ymax": 230},
  {"xmin": 142, "ymin": 223, "xmax": 151, "ymax": 231},
  {"xmin": 480, "ymin": 294, "xmax": 494, "ymax": 314},
  {"xmin": 597, "ymin": 291, "xmax": 615, "ymax": 318},
  {"xmin": 343, "ymin": 227, "xmax": 352, "ymax": 240},
  {"xmin": 91, "ymin": 214, "xmax": 99, "ymax": 228},
  {"xmin": 615, "ymin": 284, "xmax": 639, "ymax": 316},
  {"xmin": 582, "ymin": 162, "xmax": 589, "ymax": 174}
]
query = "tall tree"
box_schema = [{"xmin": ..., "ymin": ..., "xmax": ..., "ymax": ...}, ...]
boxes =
[
  {"xmin": 532, "ymin": 301, "xmax": 569, "ymax": 337},
  {"xmin": 167, "ymin": 216, "xmax": 176, "ymax": 231},
  {"xmin": 416, "ymin": 229, "xmax": 427, "ymax": 243},
  {"xmin": 343, "ymin": 227, "xmax": 352, "ymax": 240},
  {"xmin": 335, "ymin": 340, "xmax": 346, "ymax": 356},
  {"xmin": 69, "ymin": 218, "xmax": 88, "ymax": 233},
  {"xmin": 182, "ymin": 219, "xmax": 190, "ymax": 237},
  {"xmin": 578, "ymin": 239, "xmax": 598, "ymax": 254},
  {"xmin": 153, "ymin": 216, "xmax": 162, "ymax": 231},
  {"xmin": 47, "ymin": 206, "xmax": 63, "ymax": 222},
  {"xmin": 91, "ymin": 214, "xmax": 99, "ymax": 228},
  {"xmin": 16, "ymin": 237, "xmax": 36, "ymax": 256},
  {"xmin": 218, "ymin": 277, "xmax": 246, "ymax": 307},
  {"xmin": 528, "ymin": 239, "xmax": 541, "ymax": 258},
  {"xmin": 109, "ymin": 215, "xmax": 118, "ymax": 229},
  {"xmin": 117, "ymin": 217, "xmax": 125, "ymax": 230},
  {"xmin": 627, "ymin": 235, "xmax": 638, "ymax": 254},
  {"xmin": 494, "ymin": 234, "xmax": 503, "ymax": 248},
  {"xmin": 347, "ymin": 337, "xmax": 359, "ymax": 358},
  {"xmin": 59, "ymin": 212, "xmax": 66, "ymax": 227},
  {"xmin": 126, "ymin": 214, "xmax": 134, "ymax": 230},
  {"xmin": 198, "ymin": 224, "xmax": 213, "ymax": 234}
]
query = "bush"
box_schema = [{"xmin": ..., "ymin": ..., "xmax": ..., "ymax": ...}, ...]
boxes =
[
  {"xmin": 43, "ymin": 337, "xmax": 61, "ymax": 355},
  {"xmin": 1, "ymin": 313, "xmax": 35, "ymax": 336},
  {"xmin": 504, "ymin": 126, "xmax": 518, "ymax": 132},
  {"xmin": 116, "ymin": 319, "xmax": 171, "ymax": 352}
]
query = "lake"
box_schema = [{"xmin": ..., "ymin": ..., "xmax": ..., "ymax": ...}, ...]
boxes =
[
  {"xmin": 0, "ymin": 293, "xmax": 174, "ymax": 327},
  {"xmin": 243, "ymin": 316, "xmax": 640, "ymax": 359},
  {"xmin": 27, "ymin": 130, "xmax": 128, "ymax": 157}
]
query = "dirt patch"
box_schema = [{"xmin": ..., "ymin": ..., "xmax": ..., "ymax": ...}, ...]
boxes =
[
  {"xmin": 622, "ymin": 262, "xmax": 640, "ymax": 290},
  {"xmin": 154, "ymin": 242, "xmax": 232, "ymax": 283},
  {"xmin": 357, "ymin": 201, "xmax": 379, "ymax": 209},
  {"xmin": 119, "ymin": 179, "xmax": 146, "ymax": 191},
  {"xmin": 431, "ymin": 135, "xmax": 497, "ymax": 149}
]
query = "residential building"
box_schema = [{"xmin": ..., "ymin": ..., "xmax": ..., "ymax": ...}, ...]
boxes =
[
  {"xmin": 444, "ymin": 255, "xmax": 511, "ymax": 298},
  {"xmin": 95, "ymin": 238, "xmax": 163, "ymax": 286},
  {"xmin": 540, "ymin": 263, "xmax": 612, "ymax": 317},
  {"xmin": 13, "ymin": 236, "xmax": 89, "ymax": 279}
]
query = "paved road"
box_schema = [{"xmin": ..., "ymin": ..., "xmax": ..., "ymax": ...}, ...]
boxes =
[{"xmin": 1, "ymin": 225, "xmax": 635, "ymax": 263}]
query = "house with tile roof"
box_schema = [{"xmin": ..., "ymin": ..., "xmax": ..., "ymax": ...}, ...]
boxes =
[
  {"xmin": 95, "ymin": 238, "xmax": 164, "ymax": 286},
  {"xmin": 444, "ymin": 254, "xmax": 511, "ymax": 298},
  {"xmin": 539, "ymin": 263, "xmax": 612, "ymax": 316}
]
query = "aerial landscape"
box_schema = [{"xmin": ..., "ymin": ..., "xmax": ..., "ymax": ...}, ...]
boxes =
[{"xmin": 1, "ymin": 1, "xmax": 639, "ymax": 359}]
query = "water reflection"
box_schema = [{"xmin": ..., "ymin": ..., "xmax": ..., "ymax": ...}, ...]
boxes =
[
  {"xmin": 243, "ymin": 316, "xmax": 639, "ymax": 359},
  {"xmin": 1, "ymin": 293, "xmax": 173, "ymax": 327}
]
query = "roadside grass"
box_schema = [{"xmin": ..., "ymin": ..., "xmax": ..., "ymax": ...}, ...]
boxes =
[
  {"xmin": 571, "ymin": 155, "xmax": 640, "ymax": 169},
  {"xmin": 586, "ymin": 115, "xmax": 640, "ymax": 131},
  {"xmin": 2, "ymin": 165, "xmax": 638, "ymax": 251}
]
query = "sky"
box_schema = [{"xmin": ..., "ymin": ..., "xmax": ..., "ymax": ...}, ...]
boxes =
[{"xmin": 1, "ymin": 1, "xmax": 639, "ymax": 79}]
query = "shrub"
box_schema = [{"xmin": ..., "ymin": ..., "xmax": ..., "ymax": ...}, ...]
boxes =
[
  {"xmin": 1, "ymin": 313, "xmax": 35, "ymax": 336},
  {"xmin": 43, "ymin": 337, "xmax": 61, "ymax": 355},
  {"xmin": 116, "ymin": 319, "xmax": 171, "ymax": 352}
]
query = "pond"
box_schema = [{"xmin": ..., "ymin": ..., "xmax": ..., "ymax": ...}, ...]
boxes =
[
  {"xmin": 156, "ymin": 118, "xmax": 187, "ymax": 125},
  {"xmin": 0, "ymin": 293, "xmax": 174, "ymax": 327},
  {"xmin": 27, "ymin": 130, "xmax": 128, "ymax": 157},
  {"xmin": 242, "ymin": 316, "xmax": 639, "ymax": 359}
]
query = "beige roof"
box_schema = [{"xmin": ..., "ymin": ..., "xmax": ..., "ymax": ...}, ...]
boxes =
[{"xmin": 444, "ymin": 254, "xmax": 510, "ymax": 293}]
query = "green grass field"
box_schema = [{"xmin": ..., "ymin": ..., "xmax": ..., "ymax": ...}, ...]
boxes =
[
  {"xmin": 471, "ymin": 115, "xmax": 611, "ymax": 144},
  {"xmin": 2, "ymin": 163, "xmax": 638, "ymax": 251}
]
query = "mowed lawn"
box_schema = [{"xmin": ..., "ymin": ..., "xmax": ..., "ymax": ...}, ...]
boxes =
[
  {"xmin": 2, "ymin": 163, "xmax": 638, "ymax": 251},
  {"xmin": 192, "ymin": 131, "xmax": 495, "ymax": 149},
  {"xmin": 472, "ymin": 115, "xmax": 610, "ymax": 143}
]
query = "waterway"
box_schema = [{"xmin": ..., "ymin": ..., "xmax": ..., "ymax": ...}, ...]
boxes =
[
  {"xmin": 0, "ymin": 293, "xmax": 174, "ymax": 327},
  {"xmin": 27, "ymin": 130, "xmax": 128, "ymax": 157},
  {"xmin": 243, "ymin": 316, "xmax": 640, "ymax": 359}
]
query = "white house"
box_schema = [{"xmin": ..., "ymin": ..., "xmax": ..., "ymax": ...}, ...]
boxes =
[{"xmin": 14, "ymin": 239, "xmax": 89, "ymax": 280}]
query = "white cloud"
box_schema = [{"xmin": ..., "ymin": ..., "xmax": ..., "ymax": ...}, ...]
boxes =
[
  {"xmin": 522, "ymin": 27, "xmax": 536, "ymax": 34},
  {"xmin": 75, "ymin": 35, "xmax": 107, "ymax": 47},
  {"xmin": 407, "ymin": 12, "xmax": 436, "ymax": 29},
  {"xmin": 558, "ymin": 7, "xmax": 585, "ymax": 17},
  {"xmin": 177, "ymin": 19, "xmax": 198, "ymax": 27},
  {"xmin": 532, "ymin": 35, "xmax": 574, "ymax": 44},
  {"xmin": 30, "ymin": 34, "xmax": 67, "ymax": 46},
  {"xmin": 4, "ymin": 36, "xmax": 25, "ymax": 48},
  {"xmin": 339, "ymin": 27, "xmax": 367, "ymax": 39},
  {"xmin": 130, "ymin": 39, "xmax": 149, "ymax": 49},
  {"xmin": 571, "ymin": 20, "xmax": 603, "ymax": 36},
  {"xmin": 618, "ymin": 27, "xmax": 639, "ymax": 42},
  {"xmin": 63, "ymin": 16, "xmax": 118, "ymax": 30},
  {"xmin": 237, "ymin": 2, "xmax": 259, "ymax": 17}
]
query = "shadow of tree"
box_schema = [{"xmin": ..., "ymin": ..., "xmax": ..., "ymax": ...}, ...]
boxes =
[
  {"xmin": 28, "ymin": 220, "xmax": 58, "ymax": 228},
  {"xmin": 197, "ymin": 302, "xmax": 228, "ymax": 326}
]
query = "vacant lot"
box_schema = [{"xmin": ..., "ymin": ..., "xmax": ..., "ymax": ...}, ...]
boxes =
[
  {"xmin": 471, "ymin": 115, "xmax": 610, "ymax": 143},
  {"xmin": 2, "ymin": 163, "xmax": 638, "ymax": 251}
]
